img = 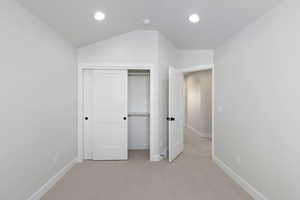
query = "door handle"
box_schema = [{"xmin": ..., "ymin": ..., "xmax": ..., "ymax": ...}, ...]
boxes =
[
  {"xmin": 85, "ymin": 116, "xmax": 88, "ymax": 120},
  {"xmin": 167, "ymin": 117, "xmax": 175, "ymax": 121},
  {"xmin": 123, "ymin": 117, "xmax": 127, "ymax": 120}
]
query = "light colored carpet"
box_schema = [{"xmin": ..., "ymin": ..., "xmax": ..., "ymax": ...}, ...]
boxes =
[{"xmin": 41, "ymin": 129, "xmax": 252, "ymax": 200}]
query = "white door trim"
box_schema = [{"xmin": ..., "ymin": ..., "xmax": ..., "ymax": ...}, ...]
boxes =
[
  {"xmin": 180, "ymin": 64, "xmax": 213, "ymax": 73},
  {"xmin": 77, "ymin": 62, "xmax": 155, "ymax": 162},
  {"xmin": 180, "ymin": 64, "xmax": 215, "ymax": 159}
]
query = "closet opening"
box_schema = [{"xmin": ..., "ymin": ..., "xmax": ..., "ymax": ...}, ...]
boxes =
[
  {"xmin": 79, "ymin": 67, "xmax": 153, "ymax": 162},
  {"xmin": 128, "ymin": 70, "xmax": 150, "ymax": 160}
]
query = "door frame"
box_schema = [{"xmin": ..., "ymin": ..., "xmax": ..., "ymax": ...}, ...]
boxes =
[
  {"xmin": 180, "ymin": 64, "xmax": 215, "ymax": 159},
  {"xmin": 77, "ymin": 62, "xmax": 155, "ymax": 162}
]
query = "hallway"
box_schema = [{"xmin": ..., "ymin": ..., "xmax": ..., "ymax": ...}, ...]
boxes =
[{"xmin": 41, "ymin": 129, "xmax": 252, "ymax": 200}]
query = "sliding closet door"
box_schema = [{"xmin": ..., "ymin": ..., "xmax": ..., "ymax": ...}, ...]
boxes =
[{"xmin": 84, "ymin": 69, "xmax": 128, "ymax": 160}]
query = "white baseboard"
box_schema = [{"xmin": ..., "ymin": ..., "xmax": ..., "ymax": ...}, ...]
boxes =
[
  {"xmin": 150, "ymin": 148, "xmax": 168, "ymax": 162},
  {"xmin": 150, "ymin": 154, "xmax": 162, "ymax": 162},
  {"xmin": 186, "ymin": 124, "xmax": 211, "ymax": 138},
  {"xmin": 27, "ymin": 158, "xmax": 78, "ymax": 200},
  {"xmin": 213, "ymin": 156, "xmax": 268, "ymax": 200}
]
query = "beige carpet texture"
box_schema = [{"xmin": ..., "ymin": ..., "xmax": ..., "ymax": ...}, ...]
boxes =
[{"xmin": 41, "ymin": 129, "xmax": 252, "ymax": 200}]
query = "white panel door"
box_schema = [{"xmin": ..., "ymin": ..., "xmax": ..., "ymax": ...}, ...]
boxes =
[
  {"xmin": 84, "ymin": 69, "xmax": 128, "ymax": 160},
  {"xmin": 168, "ymin": 67, "xmax": 184, "ymax": 162}
]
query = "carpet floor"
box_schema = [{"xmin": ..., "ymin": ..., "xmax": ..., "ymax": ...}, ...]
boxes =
[{"xmin": 41, "ymin": 129, "xmax": 252, "ymax": 200}]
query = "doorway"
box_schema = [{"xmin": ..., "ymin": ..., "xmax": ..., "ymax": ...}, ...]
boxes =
[
  {"xmin": 182, "ymin": 65, "xmax": 214, "ymax": 159},
  {"xmin": 184, "ymin": 70, "xmax": 212, "ymax": 139},
  {"xmin": 167, "ymin": 65, "xmax": 214, "ymax": 162},
  {"xmin": 128, "ymin": 70, "xmax": 150, "ymax": 160}
]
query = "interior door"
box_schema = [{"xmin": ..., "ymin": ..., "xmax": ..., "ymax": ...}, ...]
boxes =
[
  {"xmin": 84, "ymin": 69, "xmax": 128, "ymax": 160},
  {"xmin": 168, "ymin": 67, "xmax": 184, "ymax": 162}
]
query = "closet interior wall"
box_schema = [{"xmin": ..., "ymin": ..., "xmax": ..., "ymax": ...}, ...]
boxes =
[{"xmin": 128, "ymin": 70, "xmax": 150, "ymax": 150}]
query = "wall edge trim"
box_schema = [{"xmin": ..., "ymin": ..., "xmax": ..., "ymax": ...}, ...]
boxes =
[
  {"xmin": 27, "ymin": 158, "xmax": 78, "ymax": 200},
  {"xmin": 213, "ymin": 156, "xmax": 268, "ymax": 200}
]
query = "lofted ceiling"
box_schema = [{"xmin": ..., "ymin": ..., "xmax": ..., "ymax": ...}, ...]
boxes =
[{"xmin": 17, "ymin": 0, "xmax": 281, "ymax": 49}]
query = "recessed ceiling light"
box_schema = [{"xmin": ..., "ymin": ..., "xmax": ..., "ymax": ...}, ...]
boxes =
[
  {"xmin": 143, "ymin": 19, "xmax": 151, "ymax": 25},
  {"xmin": 94, "ymin": 11, "xmax": 106, "ymax": 21},
  {"xmin": 189, "ymin": 14, "xmax": 200, "ymax": 23}
]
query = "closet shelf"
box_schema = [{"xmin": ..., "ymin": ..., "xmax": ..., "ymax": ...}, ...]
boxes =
[{"xmin": 128, "ymin": 112, "xmax": 150, "ymax": 117}]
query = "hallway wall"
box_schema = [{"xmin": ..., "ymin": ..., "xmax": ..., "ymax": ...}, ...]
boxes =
[{"xmin": 185, "ymin": 70, "xmax": 212, "ymax": 137}]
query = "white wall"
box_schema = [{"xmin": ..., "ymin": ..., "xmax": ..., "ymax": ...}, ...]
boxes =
[
  {"xmin": 214, "ymin": 0, "xmax": 300, "ymax": 199},
  {"xmin": 185, "ymin": 70, "xmax": 212, "ymax": 137},
  {"xmin": 0, "ymin": 1, "xmax": 76, "ymax": 200},
  {"xmin": 177, "ymin": 49, "xmax": 214, "ymax": 68},
  {"xmin": 78, "ymin": 30, "xmax": 158, "ymax": 64},
  {"xmin": 128, "ymin": 75, "xmax": 150, "ymax": 113},
  {"xmin": 157, "ymin": 33, "xmax": 178, "ymax": 154}
]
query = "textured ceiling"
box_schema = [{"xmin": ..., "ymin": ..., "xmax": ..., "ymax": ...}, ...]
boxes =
[{"xmin": 17, "ymin": 0, "xmax": 281, "ymax": 48}]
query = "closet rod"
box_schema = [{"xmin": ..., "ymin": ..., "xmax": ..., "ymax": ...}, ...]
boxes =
[
  {"xmin": 128, "ymin": 73, "xmax": 150, "ymax": 76},
  {"xmin": 128, "ymin": 112, "xmax": 150, "ymax": 117}
]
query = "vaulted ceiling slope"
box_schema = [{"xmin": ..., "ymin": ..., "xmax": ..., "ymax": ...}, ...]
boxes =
[{"xmin": 17, "ymin": 0, "xmax": 281, "ymax": 49}]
